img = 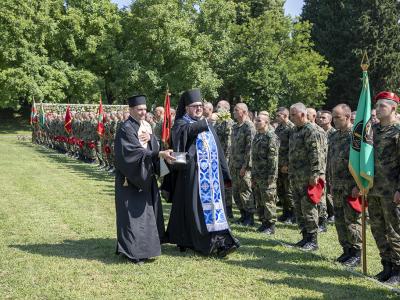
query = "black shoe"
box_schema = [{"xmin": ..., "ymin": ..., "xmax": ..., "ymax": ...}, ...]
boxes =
[
  {"xmin": 295, "ymin": 231, "xmax": 308, "ymax": 247},
  {"xmin": 301, "ymin": 233, "xmax": 318, "ymax": 251},
  {"xmin": 318, "ymin": 218, "xmax": 327, "ymax": 233},
  {"xmin": 278, "ymin": 211, "xmax": 289, "ymax": 223},
  {"xmin": 217, "ymin": 244, "xmax": 238, "ymax": 258},
  {"xmin": 226, "ymin": 206, "xmax": 234, "ymax": 219},
  {"xmin": 178, "ymin": 246, "xmax": 187, "ymax": 252},
  {"xmin": 235, "ymin": 210, "xmax": 246, "ymax": 224},
  {"xmin": 336, "ymin": 247, "xmax": 351, "ymax": 263},
  {"xmin": 343, "ymin": 249, "xmax": 361, "ymax": 267},
  {"xmin": 242, "ymin": 213, "xmax": 254, "ymax": 227},
  {"xmin": 375, "ymin": 260, "xmax": 392, "ymax": 282},
  {"xmin": 385, "ymin": 265, "xmax": 400, "ymax": 285},
  {"xmin": 257, "ymin": 223, "xmax": 268, "ymax": 232},
  {"xmin": 262, "ymin": 224, "xmax": 275, "ymax": 235}
]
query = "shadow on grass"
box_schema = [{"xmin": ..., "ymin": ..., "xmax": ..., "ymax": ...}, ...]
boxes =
[
  {"xmin": 10, "ymin": 238, "xmax": 127, "ymax": 264},
  {"xmin": 263, "ymin": 276, "xmax": 392, "ymax": 299},
  {"xmin": 0, "ymin": 116, "xmax": 30, "ymax": 134},
  {"xmin": 224, "ymin": 237, "xmax": 393, "ymax": 298},
  {"xmin": 19, "ymin": 142, "xmax": 115, "ymax": 186}
]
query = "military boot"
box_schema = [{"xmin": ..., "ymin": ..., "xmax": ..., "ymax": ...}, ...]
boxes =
[
  {"xmin": 235, "ymin": 210, "xmax": 246, "ymax": 224},
  {"xmin": 318, "ymin": 217, "xmax": 327, "ymax": 233},
  {"xmin": 226, "ymin": 206, "xmax": 234, "ymax": 219},
  {"xmin": 295, "ymin": 230, "xmax": 308, "ymax": 247},
  {"xmin": 263, "ymin": 223, "xmax": 275, "ymax": 235},
  {"xmin": 336, "ymin": 247, "xmax": 351, "ymax": 263},
  {"xmin": 301, "ymin": 233, "xmax": 318, "ymax": 251},
  {"xmin": 277, "ymin": 210, "xmax": 289, "ymax": 223},
  {"xmin": 256, "ymin": 222, "xmax": 268, "ymax": 232},
  {"xmin": 242, "ymin": 212, "xmax": 254, "ymax": 227},
  {"xmin": 385, "ymin": 264, "xmax": 400, "ymax": 285},
  {"xmin": 375, "ymin": 260, "xmax": 392, "ymax": 282},
  {"xmin": 343, "ymin": 248, "xmax": 361, "ymax": 267}
]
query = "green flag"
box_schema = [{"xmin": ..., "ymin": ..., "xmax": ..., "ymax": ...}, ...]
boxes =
[
  {"xmin": 349, "ymin": 70, "xmax": 374, "ymax": 194},
  {"xmin": 39, "ymin": 102, "xmax": 46, "ymax": 129}
]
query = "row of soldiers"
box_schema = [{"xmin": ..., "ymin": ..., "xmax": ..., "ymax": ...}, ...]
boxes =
[
  {"xmin": 32, "ymin": 106, "xmax": 178, "ymax": 173},
  {"xmin": 31, "ymin": 92, "xmax": 400, "ymax": 284},
  {"xmin": 211, "ymin": 92, "xmax": 400, "ymax": 285}
]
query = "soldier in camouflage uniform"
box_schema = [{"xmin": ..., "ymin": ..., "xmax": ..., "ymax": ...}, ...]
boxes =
[
  {"xmin": 359, "ymin": 92, "xmax": 400, "ymax": 284},
  {"xmin": 307, "ymin": 109, "xmax": 329, "ymax": 233},
  {"xmin": 275, "ymin": 107, "xmax": 295, "ymax": 223},
  {"xmin": 153, "ymin": 106, "xmax": 164, "ymax": 144},
  {"xmin": 328, "ymin": 104, "xmax": 361, "ymax": 267},
  {"xmin": 214, "ymin": 100, "xmax": 234, "ymax": 218},
  {"xmin": 319, "ymin": 111, "xmax": 336, "ymax": 223},
  {"xmin": 230, "ymin": 103, "xmax": 256, "ymax": 226},
  {"xmin": 251, "ymin": 114, "xmax": 279, "ymax": 234},
  {"xmin": 289, "ymin": 103, "xmax": 325, "ymax": 251}
]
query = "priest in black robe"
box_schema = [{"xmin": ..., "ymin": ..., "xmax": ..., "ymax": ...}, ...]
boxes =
[
  {"xmin": 166, "ymin": 89, "xmax": 240, "ymax": 257},
  {"xmin": 114, "ymin": 95, "xmax": 175, "ymax": 264}
]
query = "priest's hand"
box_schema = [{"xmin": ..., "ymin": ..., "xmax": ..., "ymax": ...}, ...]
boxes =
[
  {"xmin": 240, "ymin": 167, "xmax": 247, "ymax": 177},
  {"xmin": 159, "ymin": 149, "xmax": 176, "ymax": 164},
  {"xmin": 394, "ymin": 191, "xmax": 400, "ymax": 205},
  {"xmin": 139, "ymin": 132, "xmax": 151, "ymax": 143},
  {"xmin": 280, "ymin": 166, "xmax": 288, "ymax": 174}
]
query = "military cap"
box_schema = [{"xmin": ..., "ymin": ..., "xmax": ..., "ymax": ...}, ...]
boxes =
[{"xmin": 374, "ymin": 91, "xmax": 400, "ymax": 104}]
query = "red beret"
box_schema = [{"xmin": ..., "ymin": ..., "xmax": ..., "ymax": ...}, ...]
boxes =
[
  {"xmin": 307, "ymin": 178, "xmax": 325, "ymax": 204},
  {"xmin": 374, "ymin": 91, "xmax": 400, "ymax": 103},
  {"xmin": 347, "ymin": 195, "xmax": 368, "ymax": 213}
]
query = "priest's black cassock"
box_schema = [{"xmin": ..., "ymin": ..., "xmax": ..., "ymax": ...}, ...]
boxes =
[
  {"xmin": 114, "ymin": 115, "xmax": 165, "ymax": 261},
  {"xmin": 166, "ymin": 90, "xmax": 239, "ymax": 256}
]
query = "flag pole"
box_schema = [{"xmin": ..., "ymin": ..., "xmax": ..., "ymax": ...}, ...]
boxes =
[
  {"xmin": 361, "ymin": 193, "xmax": 367, "ymax": 275},
  {"xmin": 360, "ymin": 51, "xmax": 369, "ymax": 275}
]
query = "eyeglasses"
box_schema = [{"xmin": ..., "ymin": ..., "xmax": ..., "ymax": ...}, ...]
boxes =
[{"xmin": 188, "ymin": 104, "xmax": 204, "ymax": 109}]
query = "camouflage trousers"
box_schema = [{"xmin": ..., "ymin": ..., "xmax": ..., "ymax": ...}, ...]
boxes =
[
  {"xmin": 231, "ymin": 168, "xmax": 255, "ymax": 213},
  {"xmin": 253, "ymin": 178, "xmax": 277, "ymax": 224},
  {"xmin": 368, "ymin": 195, "xmax": 400, "ymax": 265},
  {"xmin": 290, "ymin": 179, "xmax": 319, "ymax": 234},
  {"xmin": 277, "ymin": 172, "xmax": 293, "ymax": 212},
  {"xmin": 317, "ymin": 187, "xmax": 328, "ymax": 220},
  {"xmin": 332, "ymin": 189, "xmax": 362, "ymax": 250}
]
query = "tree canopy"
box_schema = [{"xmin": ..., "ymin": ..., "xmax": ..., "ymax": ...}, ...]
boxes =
[{"xmin": 0, "ymin": 0, "xmax": 331, "ymax": 112}]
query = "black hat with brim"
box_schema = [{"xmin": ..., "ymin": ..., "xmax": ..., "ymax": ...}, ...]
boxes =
[
  {"xmin": 181, "ymin": 89, "xmax": 202, "ymax": 106},
  {"xmin": 176, "ymin": 88, "xmax": 202, "ymax": 118},
  {"xmin": 127, "ymin": 95, "xmax": 146, "ymax": 107}
]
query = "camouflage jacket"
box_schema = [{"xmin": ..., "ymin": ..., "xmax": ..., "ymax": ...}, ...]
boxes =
[
  {"xmin": 230, "ymin": 119, "xmax": 256, "ymax": 170},
  {"xmin": 325, "ymin": 126, "xmax": 336, "ymax": 142},
  {"xmin": 275, "ymin": 120, "xmax": 294, "ymax": 169},
  {"xmin": 369, "ymin": 123, "xmax": 400, "ymax": 198},
  {"xmin": 214, "ymin": 118, "xmax": 234, "ymax": 162},
  {"xmin": 289, "ymin": 122, "xmax": 325, "ymax": 181},
  {"xmin": 251, "ymin": 130, "xmax": 279, "ymax": 188},
  {"xmin": 327, "ymin": 127, "xmax": 355, "ymax": 191}
]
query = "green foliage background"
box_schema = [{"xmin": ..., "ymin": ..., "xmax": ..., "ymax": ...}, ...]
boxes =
[{"xmin": 0, "ymin": 0, "xmax": 331, "ymax": 112}]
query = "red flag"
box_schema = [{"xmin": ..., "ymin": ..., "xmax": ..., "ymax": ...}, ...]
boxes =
[
  {"xmin": 30, "ymin": 97, "xmax": 37, "ymax": 125},
  {"xmin": 64, "ymin": 105, "xmax": 72, "ymax": 134},
  {"xmin": 161, "ymin": 90, "xmax": 172, "ymax": 148},
  {"xmin": 97, "ymin": 96, "xmax": 105, "ymax": 136}
]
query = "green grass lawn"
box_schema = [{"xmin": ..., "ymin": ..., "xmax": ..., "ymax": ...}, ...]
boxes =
[{"xmin": 0, "ymin": 121, "xmax": 398, "ymax": 299}]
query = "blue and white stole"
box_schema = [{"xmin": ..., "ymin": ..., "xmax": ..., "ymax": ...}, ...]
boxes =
[{"xmin": 183, "ymin": 114, "xmax": 229, "ymax": 232}]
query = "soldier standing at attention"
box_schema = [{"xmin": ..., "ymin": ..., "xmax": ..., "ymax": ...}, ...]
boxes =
[
  {"xmin": 230, "ymin": 103, "xmax": 256, "ymax": 226},
  {"xmin": 328, "ymin": 104, "xmax": 361, "ymax": 267},
  {"xmin": 251, "ymin": 114, "xmax": 279, "ymax": 234},
  {"xmin": 289, "ymin": 103, "xmax": 325, "ymax": 251},
  {"xmin": 354, "ymin": 91, "xmax": 400, "ymax": 284},
  {"xmin": 214, "ymin": 100, "xmax": 234, "ymax": 218},
  {"xmin": 319, "ymin": 110, "xmax": 336, "ymax": 223},
  {"xmin": 275, "ymin": 107, "xmax": 295, "ymax": 224}
]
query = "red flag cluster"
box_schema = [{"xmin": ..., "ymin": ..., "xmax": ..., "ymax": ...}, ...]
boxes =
[{"xmin": 161, "ymin": 91, "xmax": 172, "ymax": 148}]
